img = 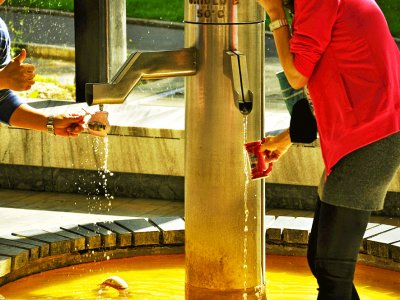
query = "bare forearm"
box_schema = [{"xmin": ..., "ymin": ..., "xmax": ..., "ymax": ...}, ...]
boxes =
[
  {"xmin": 273, "ymin": 26, "xmax": 308, "ymax": 89},
  {"xmin": 260, "ymin": 128, "xmax": 292, "ymax": 162},
  {"xmin": 9, "ymin": 104, "xmax": 48, "ymax": 131},
  {"xmin": 259, "ymin": 0, "xmax": 308, "ymax": 89},
  {"xmin": 272, "ymin": 128, "xmax": 292, "ymax": 150}
]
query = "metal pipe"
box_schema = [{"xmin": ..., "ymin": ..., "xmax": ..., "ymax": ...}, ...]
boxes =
[{"xmin": 85, "ymin": 48, "xmax": 197, "ymax": 105}]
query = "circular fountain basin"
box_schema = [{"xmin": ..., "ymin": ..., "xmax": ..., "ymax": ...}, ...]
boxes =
[{"xmin": 0, "ymin": 254, "xmax": 398, "ymax": 299}]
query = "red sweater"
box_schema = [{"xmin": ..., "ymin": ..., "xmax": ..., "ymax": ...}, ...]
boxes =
[{"xmin": 290, "ymin": 0, "xmax": 400, "ymax": 175}]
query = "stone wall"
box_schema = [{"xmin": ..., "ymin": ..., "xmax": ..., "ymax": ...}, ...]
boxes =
[{"xmin": 0, "ymin": 100, "xmax": 399, "ymax": 216}]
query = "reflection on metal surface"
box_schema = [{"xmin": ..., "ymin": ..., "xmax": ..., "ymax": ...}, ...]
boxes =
[{"xmin": 85, "ymin": 48, "xmax": 197, "ymax": 105}]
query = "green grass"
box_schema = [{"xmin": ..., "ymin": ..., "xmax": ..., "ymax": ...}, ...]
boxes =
[
  {"xmin": 6, "ymin": 0, "xmax": 73, "ymax": 12},
  {"xmin": 126, "ymin": 0, "xmax": 183, "ymax": 22},
  {"xmin": 5, "ymin": 0, "xmax": 400, "ymax": 37}
]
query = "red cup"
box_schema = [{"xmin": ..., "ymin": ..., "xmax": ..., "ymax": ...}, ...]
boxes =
[{"xmin": 244, "ymin": 139, "xmax": 273, "ymax": 180}]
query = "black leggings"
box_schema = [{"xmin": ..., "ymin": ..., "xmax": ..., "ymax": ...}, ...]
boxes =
[{"xmin": 307, "ymin": 199, "xmax": 371, "ymax": 300}]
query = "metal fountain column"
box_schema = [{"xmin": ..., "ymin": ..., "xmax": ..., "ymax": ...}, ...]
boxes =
[
  {"xmin": 76, "ymin": 1, "xmax": 266, "ymax": 298},
  {"xmin": 184, "ymin": 1, "xmax": 266, "ymax": 299}
]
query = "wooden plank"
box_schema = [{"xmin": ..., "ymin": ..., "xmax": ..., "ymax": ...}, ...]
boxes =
[
  {"xmin": 266, "ymin": 216, "xmax": 295, "ymax": 241},
  {"xmin": 115, "ymin": 219, "xmax": 160, "ymax": 246},
  {"xmin": 362, "ymin": 224, "xmax": 396, "ymax": 252},
  {"xmin": 366, "ymin": 228, "xmax": 400, "ymax": 258},
  {"xmin": 60, "ymin": 225, "xmax": 101, "ymax": 250},
  {"xmin": 0, "ymin": 244, "xmax": 29, "ymax": 270},
  {"xmin": 12, "ymin": 230, "xmax": 70, "ymax": 256},
  {"xmin": 149, "ymin": 217, "xmax": 185, "ymax": 245},
  {"xmin": 366, "ymin": 223, "xmax": 380, "ymax": 230},
  {"xmin": 0, "ymin": 255, "xmax": 11, "ymax": 277},
  {"xmin": 44, "ymin": 228, "xmax": 86, "ymax": 252},
  {"xmin": 97, "ymin": 221, "xmax": 132, "ymax": 247},
  {"xmin": 80, "ymin": 224, "xmax": 117, "ymax": 249},
  {"xmin": 389, "ymin": 241, "xmax": 400, "ymax": 262},
  {"xmin": 282, "ymin": 217, "xmax": 313, "ymax": 244},
  {"xmin": 363, "ymin": 224, "xmax": 395, "ymax": 239},
  {"xmin": 0, "ymin": 237, "xmax": 39, "ymax": 261},
  {"xmin": 1, "ymin": 234, "xmax": 49, "ymax": 258}
]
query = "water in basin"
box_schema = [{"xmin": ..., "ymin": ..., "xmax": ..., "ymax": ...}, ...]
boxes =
[{"xmin": 0, "ymin": 254, "xmax": 398, "ymax": 299}]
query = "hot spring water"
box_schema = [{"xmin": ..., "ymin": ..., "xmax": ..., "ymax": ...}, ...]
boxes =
[{"xmin": 0, "ymin": 254, "xmax": 398, "ymax": 299}]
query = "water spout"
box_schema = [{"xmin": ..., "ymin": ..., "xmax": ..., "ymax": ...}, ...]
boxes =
[
  {"xmin": 85, "ymin": 48, "xmax": 197, "ymax": 106},
  {"xmin": 227, "ymin": 50, "xmax": 253, "ymax": 115}
]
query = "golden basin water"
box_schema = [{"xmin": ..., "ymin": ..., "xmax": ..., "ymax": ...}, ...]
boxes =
[{"xmin": 0, "ymin": 254, "xmax": 398, "ymax": 299}]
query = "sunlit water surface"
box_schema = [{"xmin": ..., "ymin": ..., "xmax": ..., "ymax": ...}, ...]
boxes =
[{"xmin": 0, "ymin": 254, "xmax": 398, "ymax": 299}]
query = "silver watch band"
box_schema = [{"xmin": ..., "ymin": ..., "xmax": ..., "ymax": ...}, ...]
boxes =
[
  {"xmin": 46, "ymin": 115, "xmax": 55, "ymax": 135},
  {"xmin": 269, "ymin": 19, "xmax": 289, "ymax": 32}
]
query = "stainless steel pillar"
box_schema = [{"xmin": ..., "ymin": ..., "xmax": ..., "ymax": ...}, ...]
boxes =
[
  {"xmin": 74, "ymin": 0, "xmax": 126, "ymax": 102},
  {"xmin": 184, "ymin": 1, "xmax": 266, "ymax": 299}
]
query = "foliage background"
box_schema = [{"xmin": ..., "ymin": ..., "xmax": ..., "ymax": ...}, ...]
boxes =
[{"xmin": 5, "ymin": 0, "xmax": 400, "ymax": 37}]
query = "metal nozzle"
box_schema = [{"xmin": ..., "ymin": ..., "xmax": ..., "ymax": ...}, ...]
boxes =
[{"xmin": 226, "ymin": 50, "xmax": 253, "ymax": 115}]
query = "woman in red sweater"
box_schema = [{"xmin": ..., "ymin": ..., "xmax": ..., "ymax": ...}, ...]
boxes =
[{"xmin": 258, "ymin": 0, "xmax": 400, "ymax": 298}]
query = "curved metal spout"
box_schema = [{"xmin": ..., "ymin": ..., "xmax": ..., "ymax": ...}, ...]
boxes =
[
  {"xmin": 226, "ymin": 50, "xmax": 253, "ymax": 115},
  {"xmin": 85, "ymin": 48, "xmax": 197, "ymax": 105}
]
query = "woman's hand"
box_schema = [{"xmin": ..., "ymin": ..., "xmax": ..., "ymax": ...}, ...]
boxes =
[
  {"xmin": 260, "ymin": 129, "xmax": 292, "ymax": 163},
  {"xmin": 0, "ymin": 49, "xmax": 35, "ymax": 91},
  {"xmin": 53, "ymin": 113, "xmax": 85, "ymax": 137}
]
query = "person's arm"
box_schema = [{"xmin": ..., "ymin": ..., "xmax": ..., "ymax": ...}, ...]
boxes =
[
  {"xmin": 258, "ymin": 0, "xmax": 308, "ymax": 89},
  {"xmin": 9, "ymin": 104, "xmax": 85, "ymax": 137},
  {"xmin": 0, "ymin": 48, "xmax": 84, "ymax": 136},
  {"xmin": 260, "ymin": 128, "xmax": 292, "ymax": 163}
]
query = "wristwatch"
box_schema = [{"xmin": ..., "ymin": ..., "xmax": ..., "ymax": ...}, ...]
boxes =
[
  {"xmin": 269, "ymin": 19, "xmax": 289, "ymax": 32},
  {"xmin": 46, "ymin": 115, "xmax": 56, "ymax": 135}
]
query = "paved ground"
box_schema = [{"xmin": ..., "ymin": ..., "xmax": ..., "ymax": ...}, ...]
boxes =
[
  {"xmin": 0, "ymin": 188, "xmax": 184, "ymax": 236},
  {"xmin": 1, "ymin": 187, "xmax": 399, "ymax": 238}
]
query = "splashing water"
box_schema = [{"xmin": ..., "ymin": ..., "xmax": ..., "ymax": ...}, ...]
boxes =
[
  {"xmin": 243, "ymin": 116, "xmax": 250, "ymax": 300},
  {"xmin": 78, "ymin": 135, "xmax": 114, "ymax": 216},
  {"xmin": 242, "ymin": 117, "xmax": 266, "ymax": 300},
  {"xmin": 93, "ymin": 135, "xmax": 114, "ymax": 212}
]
